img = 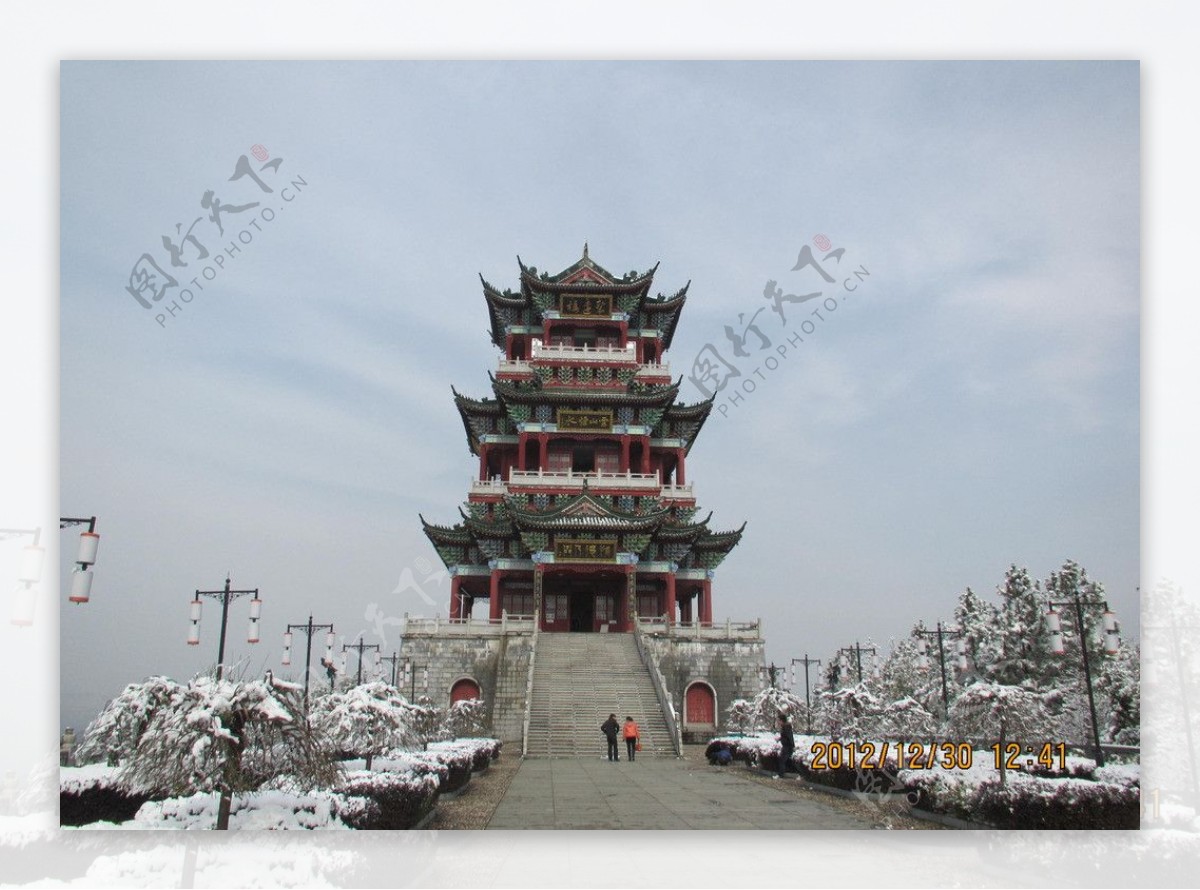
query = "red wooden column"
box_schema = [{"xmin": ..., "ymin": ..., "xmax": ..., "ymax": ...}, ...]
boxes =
[
  {"xmin": 517, "ymin": 432, "xmax": 527, "ymax": 471},
  {"xmin": 620, "ymin": 565, "xmax": 636, "ymax": 632},
  {"xmin": 539, "ymin": 434, "xmax": 549, "ymax": 470},
  {"xmin": 676, "ymin": 449, "xmax": 686, "ymax": 486},
  {"xmin": 478, "ymin": 444, "xmax": 489, "ymax": 480},
  {"xmin": 489, "ymin": 568, "xmax": 502, "ymax": 621},
  {"xmin": 620, "ymin": 435, "xmax": 631, "ymax": 473},
  {"xmin": 700, "ymin": 577, "xmax": 713, "ymax": 625},
  {"xmin": 449, "ymin": 574, "xmax": 462, "ymax": 621},
  {"xmin": 664, "ymin": 572, "xmax": 677, "ymax": 625}
]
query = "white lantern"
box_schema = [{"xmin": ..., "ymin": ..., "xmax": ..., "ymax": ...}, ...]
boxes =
[
  {"xmin": 1104, "ymin": 611, "xmax": 1120, "ymax": 655},
  {"xmin": 247, "ymin": 618, "xmax": 260, "ymax": 644},
  {"xmin": 916, "ymin": 638, "xmax": 927, "ymax": 656},
  {"xmin": 75, "ymin": 531, "xmax": 100, "ymax": 566},
  {"xmin": 281, "ymin": 648, "xmax": 291, "ymax": 666},
  {"xmin": 283, "ymin": 631, "xmax": 294, "ymax": 650},
  {"xmin": 955, "ymin": 639, "xmax": 969, "ymax": 672},
  {"xmin": 68, "ymin": 567, "xmax": 93, "ymax": 604},
  {"xmin": 11, "ymin": 584, "xmax": 36, "ymax": 627},
  {"xmin": 249, "ymin": 597, "xmax": 262, "ymax": 621},
  {"xmin": 187, "ymin": 598, "xmax": 202, "ymax": 645},
  {"xmin": 1045, "ymin": 608, "xmax": 1062, "ymax": 634},
  {"xmin": 19, "ymin": 545, "xmax": 44, "ymax": 584},
  {"xmin": 339, "ymin": 651, "xmax": 348, "ymax": 674}
]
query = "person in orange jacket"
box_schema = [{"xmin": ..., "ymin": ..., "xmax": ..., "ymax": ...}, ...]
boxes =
[{"xmin": 623, "ymin": 716, "xmax": 640, "ymax": 761}]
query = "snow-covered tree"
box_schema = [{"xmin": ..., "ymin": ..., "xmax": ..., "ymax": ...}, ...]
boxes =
[
  {"xmin": 309, "ymin": 682, "xmax": 418, "ymax": 769},
  {"xmin": 948, "ymin": 681, "xmax": 1059, "ymax": 785},
  {"xmin": 826, "ymin": 683, "xmax": 883, "ymax": 741},
  {"xmin": 747, "ymin": 686, "xmax": 806, "ymax": 731},
  {"xmin": 1096, "ymin": 642, "xmax": 1140, "ymax": 744},
  {"xmin": 408, "ymin": 695, "xmax": 444, "ymax": 750},
  {"xmin": 106, "ymin": 674, "xmax": 340, "ymax": 829},
  {"xmin": 880, "ymin": 697, "xmax": 938, "ymax": 739},
  {"xmin": 990, "ymin": 565, "xmax": 1058, "ymax": 688},
  {"xmin": 724, "ymin": 699, "xmax": 754, "ymax": 736},
  {"xmin": 954, "ymin": 586, "xmax": 999, "ymax": 681},
  {"xmin": 443, "ymin": 698, "xmax": 487, "ymax": 740},
  {"xmin": 75, "ymin": 676, "xmax": 183, "ymax": 767}
]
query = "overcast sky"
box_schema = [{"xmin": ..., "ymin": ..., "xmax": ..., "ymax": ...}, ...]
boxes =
[{"xmin": 59, "ymin": 61, "xmax": 1138, "ymax": 731}]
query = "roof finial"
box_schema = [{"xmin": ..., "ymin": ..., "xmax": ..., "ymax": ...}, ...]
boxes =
[{"xmin": 582, "ymin": 241, "xmax": 589, "ymax": 261}]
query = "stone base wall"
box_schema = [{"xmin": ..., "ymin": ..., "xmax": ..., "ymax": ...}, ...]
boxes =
[
  {"xmin": 639, "ymin": 633, "xmax": 767, "ymax": 743},
  {"xmin": 398, "ymin": 629, "xmax": 533, "ymax": 743}
]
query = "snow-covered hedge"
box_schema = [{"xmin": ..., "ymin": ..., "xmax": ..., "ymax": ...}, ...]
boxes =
[
  {"xmin": 132, "ymin": 790, "xmax": 353, "ymax": 830},
  {"xmin": 334, "ymin": 769, "xmax": 441, "ymax": 830},
  {"xmin": 705, "ymin": 733, "xmax": 1140, "ymax": 829},
  {"xmin": 60, "ymin": 765, "xmax": 149, "ymax": 827}
]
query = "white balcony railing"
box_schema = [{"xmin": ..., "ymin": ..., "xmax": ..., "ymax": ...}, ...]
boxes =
[
  {"xmin": 531, "ymin": 340, "xmax": 638, "ymax": 363},
  {"xmin": 660, "ymin": 482, "xmax": 695, "ymax": 499},
  {"xmin": 497, "ymin": 359, "xmax": 532, "ymax": 375},
  {"xmin": 473, "ymin": 473, "xmax": 694, "ymax": 499},
  {"xmin": 507, "ymin": 468, "xmax": 663, "ymax": 491},
  {"xmin": 470, "ymin": 478, "xmax": 509, "ymax": 496},
  {"xmin": 636, "ymin": 616, "xmax": 762, "ymax": 640},
  {"xmin": 634, "ymin": 362, "xmax": 671, "ymax": 378}
]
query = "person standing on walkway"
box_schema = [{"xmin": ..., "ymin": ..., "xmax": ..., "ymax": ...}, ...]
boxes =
[
  {"xmin": 776, "ymin": 714, "xmax": 795, "ymax": 778},
  {"xmin": 623, "ymin": 716, "xmax": 641, "ymax": 761},
  {"xmin": 601, "ymin": 713, "xmax": 621, "ymax": 761}
]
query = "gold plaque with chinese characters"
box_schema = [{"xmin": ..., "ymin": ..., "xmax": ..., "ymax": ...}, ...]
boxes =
[
  {"xmin": 554, "ymin": 538, "xmax": 618, "ymax": 562},
  {"xmin": 558, "ymin": 294, "xmax": 613, "ymax": 317},
  {"xmin": 556, "ymin": 409, "xmax": 612, "ymax": 432}
]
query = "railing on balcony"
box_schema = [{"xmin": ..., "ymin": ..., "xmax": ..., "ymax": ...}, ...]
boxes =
[
  {"xmin": 635, "ymin": 616, "xmax": 762, "ymax": 640},
  {"xmin": 470, "ymin": 478, "xmax": 509, "ymax": 497},
  {"xmin": 660, "ymin": 482, "xmax": 695, "ymax": 499},
  {"xmin": 531, "ymin": 340, "xmax": 638, "ymax": 363},
  {"xmin": 507, "ymin": 468, "xmax": 664, "ymax": 491},
  {"xmin": 405, "ymin": 614, "xmax": 536, "ymax": 636},
  {"xmin": 634, "ymin": 362, "xmax": 671, "ymax": 378},
  {"xmin": 497, "ymin": 358, "xmax": 532, "ymax": 375}
]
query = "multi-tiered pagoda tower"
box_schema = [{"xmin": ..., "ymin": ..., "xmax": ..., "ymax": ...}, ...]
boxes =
[{"xmin": 421, "ymin": 247, "xmax": 745, "ymax": 634}]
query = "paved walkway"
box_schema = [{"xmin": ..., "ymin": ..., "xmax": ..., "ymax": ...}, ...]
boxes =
[{"xmin": 486, "ymin": 756, "xmax": 876, "ymax": 829}]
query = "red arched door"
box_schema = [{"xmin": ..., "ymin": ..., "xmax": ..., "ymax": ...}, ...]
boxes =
[
  {"xmin": 450, "ymin": 678, "xmax": 481, "ymax": 704},
  {"xmin": 685, "ymin": 683, "xmax": 715, "ymax": 725}
]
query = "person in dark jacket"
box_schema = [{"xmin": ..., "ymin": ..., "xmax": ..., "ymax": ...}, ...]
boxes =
[
  {"xmin": 776, "ymin": 714, "xmax": 795, "ymax": 778},
  {"xmin": 601, "ymin": 713, "xmax": 620, "ymax": 761}
]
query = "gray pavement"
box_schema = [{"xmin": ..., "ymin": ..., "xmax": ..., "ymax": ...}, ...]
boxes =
[{"xmin": 486, "ymin": 755, "xmax": 876, "ymax": 829}]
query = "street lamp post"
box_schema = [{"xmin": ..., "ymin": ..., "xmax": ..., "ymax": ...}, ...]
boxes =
[
  {"xmin": 3, "ymin": 516, "xmax": 101, "ymax": 622},
  {"xmin": 758, "ymin": 662, "xmax": 781, "ymax": 689},
  {"xmin": 1045, "ymin": 594, "xmax": 1119, "ymax": 767},
  {"xmin": 380, "ymin": 652, "xmax": 402, "ymax": 687},
  {"xmin": 838, "ymin": 642, "xmax": 878, "ymax": 684},
  {"xmin": 188, "ymin": 575, "xmax": 261, "ymax": 680},
  {"xmin": 283, "ymin": 615, "xmax": 335, "ymax": 708},
  {"xmin": 402, "ymin": 658, "xmax": 427, "ymax": 701},
  {"xmin": 789, "ymin": 655, "xmax": 821, "ymax": 733},
  {"xmin": 342, "ymin": 638, "xmax": 382, "ymax": 686},
  {"xmin": 915, "ymin": 622, "xmax": 967, "ymax": 717}
]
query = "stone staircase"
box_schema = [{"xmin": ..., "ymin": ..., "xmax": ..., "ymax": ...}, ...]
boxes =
[{"xmin": 525, "ymin": 633, "xmax": 674, "ymax": 758}]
